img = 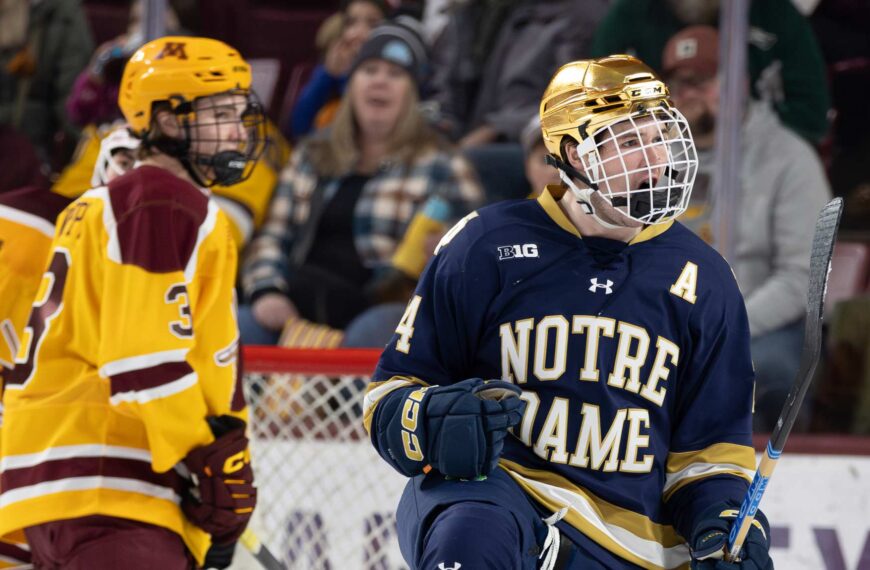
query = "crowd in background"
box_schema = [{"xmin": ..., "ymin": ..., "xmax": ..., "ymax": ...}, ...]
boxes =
[{"xmin": 1, "ymin": 0, "xmax": 869, "ymax": 435}]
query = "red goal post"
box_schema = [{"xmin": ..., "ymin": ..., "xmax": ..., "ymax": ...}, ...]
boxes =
[{"xmin": 240, "ymin": 346, "xmax": 408, "ymax": 570}]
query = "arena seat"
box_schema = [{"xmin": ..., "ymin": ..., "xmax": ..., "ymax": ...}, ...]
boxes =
[
  {"xmin": 248, "ymin": 58, "xmax": 282, "ymax": 111},
  {"xmin": 827, "ymin": 241, "xmax": 870, "ymax": 312},
  {"xmin": 278, "ymin": 62, "xmax": 315, "ymax": 137}
]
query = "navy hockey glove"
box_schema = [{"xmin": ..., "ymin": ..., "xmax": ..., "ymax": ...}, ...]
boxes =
[
  {"xmin": 691, "ymin": 504, "xmax": 772, "ymax": 570},
  {"xmin": 182, "ymin": 415, "xmax": 257, "ymax": 546},
  {"xmin": 378, "ymin": 378, "xmax": 525, "ymax": 479}
]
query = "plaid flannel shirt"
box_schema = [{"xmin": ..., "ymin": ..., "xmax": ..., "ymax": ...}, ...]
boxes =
[{"xmin": 241, "ymin": 142, "xmax": 482, "ymax": 301}]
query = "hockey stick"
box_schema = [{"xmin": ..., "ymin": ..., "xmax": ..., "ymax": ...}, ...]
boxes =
[
  {"xmin": 239, "ymin": 528, "xmax": 286, "ymax": 570},
  {"xmin": 725, "ymin": 197, "xmax": 844, "ymax": 562}
]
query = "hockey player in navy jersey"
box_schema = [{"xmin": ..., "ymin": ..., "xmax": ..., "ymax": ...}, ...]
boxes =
[{"xmin": 364, "ymin": 55, "xmax": 773, "ymax": 570}]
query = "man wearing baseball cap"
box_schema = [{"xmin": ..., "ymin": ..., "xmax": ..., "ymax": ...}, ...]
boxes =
[{"xmin": 662, "ymin": 26, "xmax": 831, "ymax": 432}]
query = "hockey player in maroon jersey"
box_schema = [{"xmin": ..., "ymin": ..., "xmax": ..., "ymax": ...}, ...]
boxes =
[{"xmin": 0, "ymin": 37, "xmax": 264, "ymax": 569}]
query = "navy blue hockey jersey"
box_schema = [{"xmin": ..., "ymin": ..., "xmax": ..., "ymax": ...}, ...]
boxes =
[{"xmin": 366, "ymin": 187, "xmax": 757, "ymax": 569}]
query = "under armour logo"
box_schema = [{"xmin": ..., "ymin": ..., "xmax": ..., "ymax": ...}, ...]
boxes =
[
  {"xmin": 589, "ymin": 278, "xmax": 614, "ymax": 294},
  {"xmin": 438, "ymin": 564, "xmax": 461, "ymax": 570}
]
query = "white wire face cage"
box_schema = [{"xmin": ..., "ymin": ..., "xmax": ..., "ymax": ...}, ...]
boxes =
[{"xmin": 577, "ymin": 105, "xmax": 698, "ymax": 225}]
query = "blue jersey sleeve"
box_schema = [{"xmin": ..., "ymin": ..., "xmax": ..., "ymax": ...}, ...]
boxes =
[
  {"xmin": 376, "ymin": 212, "xmax": 499, "ymax": 385},
  {"xmin": 363, "ymin": 213, "xmax": 501, "ymax": 468},
  {"xmin": 663, "ymin": 258, "xmax": 757, "ymax": 540}
]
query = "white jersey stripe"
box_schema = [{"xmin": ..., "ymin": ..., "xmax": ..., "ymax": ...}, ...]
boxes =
[
  {"xmin": 109, "ymin": 372, "xmax": 198, "ymax": 406},
  {"xmin": 184, "ymin": 200, "xmax": 220, "ymax": 282},
  {"xmin": 663, "ymin": 462, "xmax": 754, "ymax": 494},
  {"xmin": 0, "ymin": 444, "xmax": 151, "ymax": 471},
  {"xmin": 100, "ymin": 349, "xmax": 189, "ymax": 378},
  {"xmin": 0, "ymin": 476, "xmax": 180, "ymax": 509},
  {"xmin": 212, "ymin": 195, "xmax": 253, "ymax": 245},
  {"xmin": 509, "ymin": 470, "xmax": 692, "ymax": 570},
  {"xmin": 82, "ymin": 186, "xmax": 122, "ymax": 263},
  {"xmin": 0, "ymin": 204, "xmax": 55, "ymax": 237},
  {"xmin": 363, "ymin": 379, "xmax": 414, "ymax": 419}
]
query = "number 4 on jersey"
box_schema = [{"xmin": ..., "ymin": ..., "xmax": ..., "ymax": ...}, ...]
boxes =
[
  {"xmin": 395, "ymin": 295, "xmax": 422, "ymax": 354},
  {"xmin": 434, "ymin": 212, "xmax": 478, "ymax": 255}
]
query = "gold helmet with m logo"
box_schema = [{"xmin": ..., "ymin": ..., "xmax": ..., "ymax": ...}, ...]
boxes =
[
  {"xmin": 120, "ymin": 36, "xmax": 253, "ymax": 135},
  {"xmin": 118, "ymin": 36, "xmax": 265, "ymax": 187}
]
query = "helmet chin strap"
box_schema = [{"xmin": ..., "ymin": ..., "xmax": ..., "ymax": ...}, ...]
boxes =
[
  {"xmin": 546, "ymin": 154, "xmax": 623, "ymax": 230},
  {"xmin": 192, "ymin": 151, "xmax": 248, "ymax": 186},
  {"xmin": 172, "ymin": 118, "xmax": 247, "ymax": 187}
]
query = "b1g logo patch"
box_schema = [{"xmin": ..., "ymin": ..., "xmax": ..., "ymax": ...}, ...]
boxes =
[{"xmin": 497, "ymin": 244, "xmax": 539, "ymax": 260}]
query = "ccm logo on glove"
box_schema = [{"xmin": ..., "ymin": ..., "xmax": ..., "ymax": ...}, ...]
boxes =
[
  {"xmin": 401, "ymin": 387, "xmax": 429, "ymax": 461},
  {"xmin": 221, "ymin": 449, "xmax": 251, "ymax": 475}
]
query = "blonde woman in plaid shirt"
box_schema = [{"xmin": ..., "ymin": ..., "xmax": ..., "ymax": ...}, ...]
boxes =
[{"xmin": 240, "ymin": 20, "xmax": 483, "ymax": 345}]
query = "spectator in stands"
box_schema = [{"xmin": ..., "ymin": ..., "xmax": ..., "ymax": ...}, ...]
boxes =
[
  {"xmin": 663, "ymin": 26, "xmax": 832, "ymax": 431},
  {"xmin": 0, "ymin": 0, "xmax": 93, "ymax": 166},
  {"xmin": 810, "ymin": 0, "xmax": 870, "ymax": 232},
  {"xmin": 241, "ymin": 21, "xmax": 482, "ymax": 345},
  {"xmin": 519, "ymin": 114, "xmax": 561, "ymax": 199},
  {"xmin": 814, "ymin": 296, "xmax": 870, "ymax": 434},
  {"xmin": 285, "ymin": 0, "xmax": 388, "ymax": 140},
  {"xmin": 591, "ymin": 0, "xmax": 831, "ymax": 144},
  {"xmin": 65, "ymin": 0, "xmax": 193, "ymax": 128},
  {"xmin": 0, "ymin": 124, "xmax": 50, "ymax": 192},
  {"xmin": 378, "ymin": 112, "xmax": 562, "ymax": 297},
  {"xmin": 427, "ymin": 0, "xmax": 608, "ymax": 148}
]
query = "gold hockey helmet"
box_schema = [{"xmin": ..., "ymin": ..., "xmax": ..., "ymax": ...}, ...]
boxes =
[
  {"xmin": 540, "ymin": 55, "xmax": 676, "ymax": 158},
  {"xmin": 539, "ymin": 55, "xmax": 698, "ymax": 225},
  {"xmin": 120, "ymin": 36, "xmax": 253, "ymax": 135},
  {"xmin": 118, "ymin": 36, "xmax": 265, "ymax": 187}
]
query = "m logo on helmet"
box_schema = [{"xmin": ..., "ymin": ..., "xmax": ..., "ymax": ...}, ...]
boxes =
[{"xmin": 157, "ymin": 42, "xmax": 188, "ymax": 60}]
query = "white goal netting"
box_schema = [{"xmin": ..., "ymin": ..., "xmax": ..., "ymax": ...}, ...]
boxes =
[{"xmin": 239, "ymin": 347, "xmax": 408, "ymax": 570}]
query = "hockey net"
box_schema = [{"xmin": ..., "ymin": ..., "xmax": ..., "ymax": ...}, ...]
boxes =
[{"xmin": 240, "ymin": 346, "xmax": 408, "ymax": 570}]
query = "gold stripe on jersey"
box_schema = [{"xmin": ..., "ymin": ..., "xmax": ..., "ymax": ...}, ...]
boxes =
[
  {"xmin": 538, "ymin": 185, "xmax": 581, "ymax": 236},
  {"xmin": 499, "ymin": 458, "xmax": 691, "ymax": 570},
  {"xmin": 662, "ymin": 443, "xmax": 755, "ymax": 500},
  {"xmin": 363, "ymin": 376, "xmax": 430, "ymax": 434},
  {"xmin": 535, "ymin": 186, "xmax": 674, "ymax": 245}
]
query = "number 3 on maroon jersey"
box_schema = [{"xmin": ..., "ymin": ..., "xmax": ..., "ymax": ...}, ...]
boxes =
[
  {"xmin": 165, "ymin": 283, "xmax": 193, "ymax": 338},
  {"xmin": 8, "ymin": 249, "xmax": 71, "ymax": 388}
]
